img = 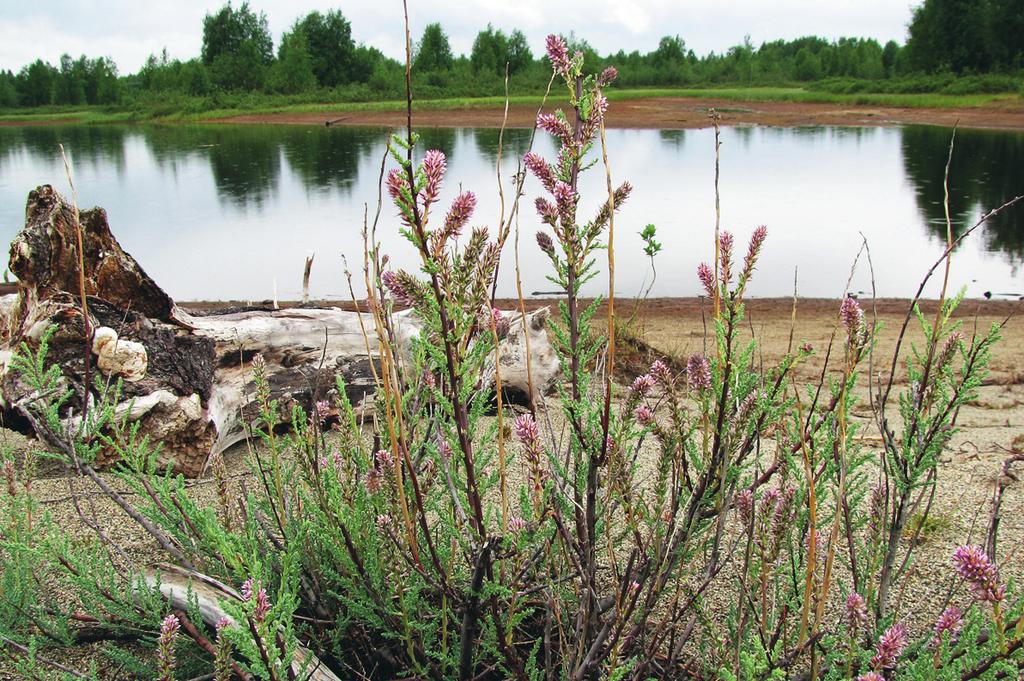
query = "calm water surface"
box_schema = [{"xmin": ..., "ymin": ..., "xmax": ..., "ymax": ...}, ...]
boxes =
[{"xmin": 0, "ymin": 123, "xmax": 1021, "ymax": 301}]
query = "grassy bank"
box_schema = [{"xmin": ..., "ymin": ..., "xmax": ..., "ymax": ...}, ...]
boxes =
[{"xmin": 1, "ymin": 86, "xmax": 1020, "ymax": 125}]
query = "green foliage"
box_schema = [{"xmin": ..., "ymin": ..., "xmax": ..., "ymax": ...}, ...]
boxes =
[
  {"xmin": 907, "ymin": 0, "xmax": 1024, "ymax": 73},
  {"xmin": 639, "ymin": 223, "xmax": 662, "ymax": 258},
  {"xmin": 269, "ymin": 31, "xmax": 317, "ymax": 94},
  {"xmin": 202, "ymin": 1, "xmax": 273, "ymax": 91},
  {"xmin": 290, "ymin": 9, "xmax": 357, "ymax": 87},
  {"xmin": 414, "ymin": 22, "xmax": 455, "ymax": 73},
  {"xmin": 3, "ymin": 6, "xmax": 1022, "ymax": 115}
]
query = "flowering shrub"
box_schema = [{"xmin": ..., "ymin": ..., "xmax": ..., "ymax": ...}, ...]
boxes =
[{"xmin": 1, "ymin": 32, "xmax": 1022, "ymax": 681}]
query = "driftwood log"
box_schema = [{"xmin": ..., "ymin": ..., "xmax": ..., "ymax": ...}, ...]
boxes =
[{"xmin": 0, "ymin": 185, "xmax": 558, "ymax": 477}]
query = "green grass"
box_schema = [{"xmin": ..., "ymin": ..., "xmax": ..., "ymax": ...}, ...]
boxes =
[{"xmin": 1, "ymin": 86, "xmax": 1018, "ymax": 125}]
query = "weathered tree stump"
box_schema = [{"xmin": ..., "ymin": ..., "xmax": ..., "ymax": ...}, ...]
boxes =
[{"xmin": 0, "ymin": 185, "xmax": 558, "ymax": 476}]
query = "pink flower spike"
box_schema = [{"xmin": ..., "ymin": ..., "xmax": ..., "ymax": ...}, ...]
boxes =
[
  {"xmin": 157, "ymin": 614, "xmax": 180, "ymax": 680},
  {"xmin": 537, "ymin": 113, "xmax": 573, "ymax": 146},
  {"xmin": 382, "ymin": 270, "xmax": 415, "ymax": 307},
  {"xmin": 857, "ymin": 674, "xmax": 885, "ymax": 681},
  {"xmin": 536, "ymin": 230, "xmax": 556, "ymax": 256},
  {"xmin": 509, "ymin": 515, "xmax": 528, "ymax": 533},
  {"xmin": 375, "ymin": 449, "xmax": 394, "ymax": 469},
  {"xmin": 839, "ymin": 295, "xmax": 864, "ymax": 339},
  {"xmin": 444, "ymin": 191, "xmax": 476, "ymax": 238},
  {"xmin": 524, "ymin": 152, "xmax": 556, "ymax": 192},
  {"xmin": 631, "ymin": 374, "xmax": 656, "ymax": 396},
  {"xmin": 952, "ymin": 545, "xmax": 1005, "ymax": 603},
  {"xmin": 513, "ymin": 414, "xmax": 540, "ymax": 445},
  {"xmin": 735, "ymin": 489, "xmax": 753, "ymax": 526},
  {"xmin": 846, "ymin": 593, "xmax": 868, "ymax": 631},
  {"xmin": 552, "ymin": 181, "xmax": 577, "ymax": 224},
  {"xmin": 545, "ymin": 34, "xmax": 571, "ymax": 76},
  {"xmin": 241, "ymin": 577, "xmax": 255, "ymax": 601},
  {"xmin": 686, "ymin": 354, "xmax": 712, "ymax": 392},
  {"xmin": 697, "ymin": 262, "xmax": 715, "ymax": 298},
  {"xmin": 597, "ymin": 66, "xmax": 618, "ymax": 86},
  {"xmin": 535, "ymin": 197, "xmax": 559, "ymax": 224},
  {"xmin": 385, "ymin": 167, "xmax": 406, "ymax": 202},
  {"xmin": 252, "ymin": 586, "xmax": 270, "ymax": 623},
  {"xmin": 931, "ymin": 605, "xmax": 963, "ymax": 648},
  {"xmin": 633, "ymin": 404, "xmax": 654, "ymax": 426},
  {"xmin": 719, "ymin": 231, "xmax": 734, "ymax": 283},
  {"xmin": 420, "ymin": 149, "xmax": 446, "ymax": 206},
  {"xmin": 870, "ymin": 621, "xmax": 908, "ymax": 670}
]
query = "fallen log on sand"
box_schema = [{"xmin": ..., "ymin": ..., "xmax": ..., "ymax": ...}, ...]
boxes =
[{"xmin": 0, "ymin": 185, "xmax": 559, "ymax": 477}]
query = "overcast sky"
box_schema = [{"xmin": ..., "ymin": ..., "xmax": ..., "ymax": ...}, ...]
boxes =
[{"xmin": 0, "ymin": 1, "xmax": 917, "ymax": 74}]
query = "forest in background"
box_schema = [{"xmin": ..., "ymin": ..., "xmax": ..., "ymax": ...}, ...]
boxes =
[{"xmin": 0, "ymin": 0, "xmax": 1021, "ymax": 114}]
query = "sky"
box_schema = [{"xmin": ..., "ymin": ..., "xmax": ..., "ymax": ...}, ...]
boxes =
[{"xmin": 0, "ymin": 1, "xmax": 918, "ymax": 74}]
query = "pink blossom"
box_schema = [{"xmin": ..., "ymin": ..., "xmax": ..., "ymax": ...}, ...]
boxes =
[
  {"xmin": 741, "ymin": 225, "xmax": 767, "ymax": 279},
  {"xmin": 952, "ymin": 545, "xmax": 1006, "ymax": 603},
  {"xmin": 157, "ymin": 614, "xmax": 180, "ymax": 680},
  {"xmin": 509, "ymin": 516, "xmax": 528, "ymax": 533},
  {"xmin": 545, "ymin": 34, "xmax": 571, "ymax": 76},
  {"xmin": 524, "ymin": 152, "xmax": 556, "ymax": 192},
  {"xmin": 420, "ymin": 149, "xmax": 446, "ymax": 206},
  {"xmin": 385, "ymin": 167, "xmax": 407, "ymax": 203},
  {"xmin": 537, "ymin": 113, "xmax": 573, "ymax": 146},
  {"xmin": 552, "ymin": 180, "xmax": 577, "ymax": 224},
  {"xmin": 631, "ymin": 373, "xmax": 656, "ymax": 396},
  {"xmin": 839, "ymin": 296, "xmax": 864, "ymax": 339},
  {"xmin": 634, "ymin": 404, "xmax": 654, "ymax": 425},
  {"xmin": 364, "ymin": 468, "xmax": 383, "ymax": 494},
  {"xmin": 650, "ymin": 359, "xmax": 671, "ymax": 382},
  {"xmin": 870, "ymin": 621, "xmax": 908, "ymax": 670},
  {"xmin": 735, "ymin": 489, "xmax": 754, "ymax": 526},
  {"xmin": 846, "ymin": 593, "xmax": 868, "ymax": 631},
  {"xmin": 253, "ymin": 588, "xmax": 270, "ymax": 623},
  {"xmin": 686, "ymin": 354, "xmax": 712, "ymax": 392},
  {"xmin": 513, "ymin": 414, "xmax": 540, "ymax": 445},
  {"xmin": 375, "ymin": 449, "xmax": 394, "ymax": 469},
  {"xmin": 857, "ymin": 674, "xmax": 884, "ymax": 681},
  {"xmin": 241, "ymin": 577, "xmax": 271, "ymax": 623},
  {"xmin": 444, "ymin": 191, "xmax": 476, "ymax": 238},
  {"xmin": 382, "ymin": 270, "xmax": 415, "ymax": 306},
  {"xmin": 241, "ymin": 577, "xmax": 255, "ymax": 601},
  {"xmin": 931, "ymin": 605, "xmax": 963, "ymax": 648},
  {"xmin": 597, "ymin": 66, "xmax": 618, "ymax": 87},
  {"xmin": 535, "ymin": 197, "xmax": 559, "ymax": 224},
  {"xmin": 719, "ymin": 231, "xmax": 734, "ymax": 284},
  {"xmin": 385, "ymin": 168, "xmax": 413, "ymax": 226},
  {"xmin": 697, "ymin": 262, "xmax": 715, "ymax": 298},
  {"xmin": 536, "ymin": 230, "xmax": 556, "ymax": 256}
]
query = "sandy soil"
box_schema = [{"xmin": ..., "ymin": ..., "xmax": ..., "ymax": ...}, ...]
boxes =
[
  {"xmin": 214, "ymin": 96, "xmax": 1024, "ymax": 131},
  {"xmin": 3, "ymin": 296, "xmax": 1022, "ymax": 676}
]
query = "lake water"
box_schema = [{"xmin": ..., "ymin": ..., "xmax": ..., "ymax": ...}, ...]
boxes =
[{"xmin": 0, "ymin": 123, "xmax": 1021, "ymax": 301}]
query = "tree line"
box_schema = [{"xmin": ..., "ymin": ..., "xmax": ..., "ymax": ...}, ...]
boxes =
[{"xmin": 0, "ymin": 0, "xmax": 1020, "ymax": 110}]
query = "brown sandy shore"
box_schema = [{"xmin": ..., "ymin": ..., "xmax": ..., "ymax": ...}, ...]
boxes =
[
  {"xmin": 214, "ymin": 95, "xmax": 1024, "ymax": 130},
  {"xmin": 2, "ymin": 295, "xmax": 1022, "ymax": 675}
]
